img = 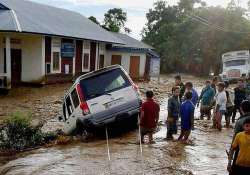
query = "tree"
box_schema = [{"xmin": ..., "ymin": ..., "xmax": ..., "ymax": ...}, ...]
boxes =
[
  {"xmin": 142, "ymin": 0, "xmax": 250, "ymax": 75},
  {"xmin": 103, "ymin": 8, "xmax": 127, "ymax": 32},
  {"xmin": 88, "ymin": 16, "xmax": 100, "ymax": 25}
]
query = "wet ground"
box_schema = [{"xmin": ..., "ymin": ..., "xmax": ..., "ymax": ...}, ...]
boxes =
[{"xmin": 0, "ymin": 75, "xmax": 235, "ymax": 174}]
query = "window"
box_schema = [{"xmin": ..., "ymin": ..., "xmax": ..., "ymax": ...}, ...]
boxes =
[
  {"xmin": 80, "ymin": 68, "xmax": 130, "ymax": 100},
  {"xmin": 225, "ymin": 60, "xmax": 246, "ymax": 67},
  {"xmin": 84, "ymin": 42, "xmax": 90, "ymax": 50},
  {"xmin": 66, "ymin": 96, "xmax": 74, "ymax": 117},
  {"xmin": 53, "ymin": 52, "xmax": 60, "ymax": 72},
  {"xmin": 71, "ymin": 89, "xmax": 80, "ymax": 108},
  {"xmin": 83, "ymin": 53, "xmax": 89, "ymax": 70}
]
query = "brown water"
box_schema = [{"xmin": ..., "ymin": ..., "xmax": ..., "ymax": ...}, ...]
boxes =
[{"xmin": 0, "ymin": 94, "xmax": 234, "ymax": 175}]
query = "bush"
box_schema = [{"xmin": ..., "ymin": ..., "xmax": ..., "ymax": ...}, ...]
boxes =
[{"xmin": 0, "ymin": 112, "xmax": 46, "ymax": 151}]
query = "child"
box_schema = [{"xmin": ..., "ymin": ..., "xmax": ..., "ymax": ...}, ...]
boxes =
[
  {"xmin": 172, "ymin": 75, "xmax": 185, "ymax": 101},
  {"xmin": 166, "ymin": 86, "xmax": 180, "ymax": 140},
  {"xmin": 225, "ymin": 81, "xmax": 234, "ymax": 128},
  {"xmin": 178, "ymin": 92, "xmax": 195, "ymax": 142},
  {"xmin": 198, "ymin": 80, "xmax": 215, "ymax": 120},
  {"xmin": 232, "ymin": 79, "xmax": 246, "ymax": 123},
  {"xmin": 231, "ymin": 118, "xmax": 250, "ymax": 174},
  {"xmin": 185, "ymin": 82, "xmax": 198, "ymax": 106},
  {"xmin": 140, "ymin": 90, "xmax": 160, "ymax": 144},
  {"xmin": 213, "ymin": 82, "xmax": 227, "ymax": 131}
]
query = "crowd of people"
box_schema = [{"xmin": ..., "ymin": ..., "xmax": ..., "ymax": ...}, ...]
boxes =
[{"xmin": 139, "ymin": 75, "xmax": 250, "ymax": 174}]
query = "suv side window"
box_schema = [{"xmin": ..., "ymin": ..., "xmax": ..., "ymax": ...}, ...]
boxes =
[
  {"xmin": 71, "ymin": 88, "xmax": 80, "ymax": 108},
  {"xmin": 66, "ymin": 95, "xmax": 74, "ymax": 116}
]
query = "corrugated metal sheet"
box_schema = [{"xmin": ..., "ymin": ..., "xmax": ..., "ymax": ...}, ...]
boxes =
[
  {"xmin": 111, "ymin": 32, "xmax": 153, "ymax": 49},
  {"xmin": 0, "ymin": 0, "xmax": 124, "ymax": 44}
]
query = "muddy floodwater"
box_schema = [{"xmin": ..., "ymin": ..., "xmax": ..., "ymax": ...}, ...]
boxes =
[{"xmin": 0, "ymin": 75, "xmax": 235, "ymax": 175}]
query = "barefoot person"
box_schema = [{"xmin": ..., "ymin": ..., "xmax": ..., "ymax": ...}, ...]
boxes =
[
  {"xmin": 166, "ymin": 86, "xmax": 181, "ymax": 140},
  {"xmin": 213, "ymin": 82, "xmax": 227, "ymax": 131},
  {"xmin": 178, "ymin": 92, "xmax": 195, "ymax": 142},
  {"xmin": 140, "ymin": 90, "xmax": 160, "ymax": 144}
]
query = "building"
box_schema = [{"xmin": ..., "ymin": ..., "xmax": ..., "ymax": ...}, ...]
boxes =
[
  {"xmin": 0, "ymin": 0, "xmax": 159, "ymax": 89},
  {"xmin": 107, "ymin": 33, "xmax": 160, "ymax": 80}
]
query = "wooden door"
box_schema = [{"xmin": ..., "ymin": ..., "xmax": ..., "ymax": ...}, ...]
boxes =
[
  {"xmin": 4, "ymin": 49, "xmax": 22, "ymax": 86},
  {"xmin": 99, "ymin": 55, "xmax": 104, "ymax": 69},
  {"xmin": 111, "ymin": 55, "xmax": 121, "ymax": 65},
  {"xmin": 129, "ymin": 56, "xmax": 140, "ymax": 79},
  {"xmin": 90, "ymin": 42, "xmax": 96, "ymax": 71}
]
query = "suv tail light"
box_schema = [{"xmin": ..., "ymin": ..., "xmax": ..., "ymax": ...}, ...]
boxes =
[{"xmin": 76, "ymin": 84, "xmax": 90, "ymax": 115}]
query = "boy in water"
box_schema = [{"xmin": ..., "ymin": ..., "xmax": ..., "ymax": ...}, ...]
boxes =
[
  {"xmin": 178, "ymin": 92, "xmax": 195, "ymax": 142},
  {"xmin": 166, "ymin": 86, "xmax": 181, "ymax": 140},
  {"xmin": 140, "ymin": 90, "xmax": 160, "ymax": 144},
  {"xmin": 230, "ymin": 118, "xmax": 250, "ymax": 174},
  {"xmin": 213, "ymin": 82, "xmax": 227, "ymax": 131}
]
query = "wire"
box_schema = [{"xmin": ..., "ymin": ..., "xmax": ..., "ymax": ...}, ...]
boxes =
[{"xmin": 187, "ymin": 13, "xmax": 250, "ymax": 34}]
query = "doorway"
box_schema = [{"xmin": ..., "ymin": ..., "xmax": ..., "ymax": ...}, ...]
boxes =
[
  {"xmin": 129, "ymin": 56, "xmax": 140, "ymax": 79},
  {"xmin": 111, "ymin": 55, "xmax": 121, "ymax": 65},
  {"xmin": 4, "ymin": 49, "xmax": 22, "ymax": 86}
]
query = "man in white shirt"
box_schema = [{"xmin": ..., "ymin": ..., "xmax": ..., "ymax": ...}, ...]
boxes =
[{"xmin": 213, "ymin": 82, "xmax": 227, "ymax": 131}]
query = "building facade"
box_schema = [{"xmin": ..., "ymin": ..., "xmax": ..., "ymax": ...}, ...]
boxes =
[{"xmin": 0, "ymin": 0, "xmax": 159, "ymax": 89}]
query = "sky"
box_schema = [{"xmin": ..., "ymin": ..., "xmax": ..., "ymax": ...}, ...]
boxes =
[{"xmin": 30, "ymin": 0, "xmax": 249, "ymax": 40}]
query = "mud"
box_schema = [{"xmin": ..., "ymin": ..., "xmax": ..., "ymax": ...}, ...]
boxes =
[{"xmin": 0, "ymin": 75, "xmax": 235, "ymax": 174}]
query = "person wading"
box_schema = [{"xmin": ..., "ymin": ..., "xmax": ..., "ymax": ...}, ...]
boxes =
[
  {"xmin": 178, "ymin": 91, "xmax": 195, "ymax": 143},
  {"xmin": 198, "ymin": 80, "xmax": 215, "ymax": 120},
  {"xmin": 225, "ymin": 81, "xmax": 234, "ymax": 128},
  {"xmin": 139, "ymin": 90, "xmax": 160, "ymax": 144},
  {"xmin": 172, "ymin": 75, "xmax": 185, "ymax": 102},
  {"xmin": 213, "ymin": 82, "xmax": 227, "ymax": 131},
  {"xmin": 166, "ymin": 86, "xmax": 181, "ymax": 140},
  {"xmin": 185, "ymin": 82, "xmax": 198, "ymax": 106}
]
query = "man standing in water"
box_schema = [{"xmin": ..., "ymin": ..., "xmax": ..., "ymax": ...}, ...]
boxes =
[
  {"xmin": 166, "ymin": 86, "xmax": 181, "ymax": 140},
  {"xmin": 211, "ymin": 76, "xmax": 218, "ymax": 94},
  {"xmin": 178, "ymin": 92, "xmax": 195, "ymax": 143},
  {"xmin": 198, "ymin": 80, "xmax": 215, "ymax": 120},
  {"xmin": 185, "ymin": 82, "xmax": 198, "ymax": 106},
  {"xmin": 213, "ymin": 82, "xmax": 227, "ymax": 131},
  {"xmin": 232, "ymin": 79, "xmax": 246, "ymax": 123},
  {"xmin": 172, "ymin": 75, "xmax": 185, "ymax": 101}
]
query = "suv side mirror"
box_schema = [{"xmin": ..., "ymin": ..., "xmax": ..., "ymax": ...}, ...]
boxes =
[{"xmin": 58, "ymin": 116, "xmax": 63, "ymax": 121}]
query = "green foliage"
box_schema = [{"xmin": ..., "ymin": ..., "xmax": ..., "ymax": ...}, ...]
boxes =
[
  {"xmin": 88, "ymin": 16, "xmax": 100, "ymax": 25},
  {"xmin": 104, "ymin": 8, "xmax": 127, "ymax": 32},
  {"xmin": 0, "ymin": 112, "xmax": 45, "ymax": 151},
  {"xmin": 142, "ymin": 0, "xmax": 250, "ymax": 75}
]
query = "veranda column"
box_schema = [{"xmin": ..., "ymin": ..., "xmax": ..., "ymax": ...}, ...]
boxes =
[{"xmin": 5, "ymin": 36, "xmax": 11, "ymax": 89}]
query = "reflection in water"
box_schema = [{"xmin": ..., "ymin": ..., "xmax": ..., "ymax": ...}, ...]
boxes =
[{"xmin": 0, "ymin": 88, "xmax": 234, "ymax": 175}]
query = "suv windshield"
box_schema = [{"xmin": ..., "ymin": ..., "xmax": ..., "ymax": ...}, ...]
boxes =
[
  {"xmin": 80, "ymin": 68, "xmax": 131, "ymax": 100},
  {"xmin": 224, "ymin": 60, "xmax": 246, "ymax": 67}
]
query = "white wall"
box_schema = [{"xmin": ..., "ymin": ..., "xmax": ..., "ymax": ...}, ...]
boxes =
[
  {"xmin": 21, "ymin": 35, "xmax": 44, "ymax": 82},
  {"xmin": 106, "ymin": 51, "xmax": 147, "ymax": 77}
]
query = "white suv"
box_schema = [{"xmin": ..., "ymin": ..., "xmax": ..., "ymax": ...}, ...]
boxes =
[{"xmin": 60, "ymin": 65, "xmax": 141, "ymax": 134}]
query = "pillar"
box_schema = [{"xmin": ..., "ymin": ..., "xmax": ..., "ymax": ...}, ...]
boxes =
[{"xmin": 5, "ymin": 36, "xmax": 11, "ymax": 88}]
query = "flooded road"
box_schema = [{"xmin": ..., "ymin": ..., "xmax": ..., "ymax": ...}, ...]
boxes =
[{"xmin": 0, "ymin": 75, "xmax": 235, "ymax": 174}]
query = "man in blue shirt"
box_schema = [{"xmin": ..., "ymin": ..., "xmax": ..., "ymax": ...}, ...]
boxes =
[
  {"xmin": 185, "ymin": 82, "xmax": 198, "ymax": 106},
  {"xmin": 198, "ymin": 80, "xmax": 215, "ymax": 120}
]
